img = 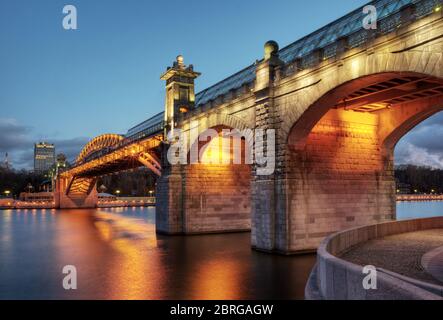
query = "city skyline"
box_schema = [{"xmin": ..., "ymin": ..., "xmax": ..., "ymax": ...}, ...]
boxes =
[{"xmin": 1, "ymin": 0, "xmax": 442, "ymax": 169}]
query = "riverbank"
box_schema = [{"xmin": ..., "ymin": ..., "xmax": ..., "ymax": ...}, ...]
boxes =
[
  {"xmin": 306, "ymin": 217, "xmax": 443, "ymax": 300},
  {"xmin": 397, "ymin": 194, "xmax": 443, "ymax": 201},
  {"xmin": 0, "ymin": 197, "xmax": 155, "ymax": 210}
]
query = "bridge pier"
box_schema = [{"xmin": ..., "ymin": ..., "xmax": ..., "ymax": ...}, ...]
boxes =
[
  {"xmin": 251, "ymin": 176, "xmax": 290, "ymax": 253},
  {"xmin": 284, "ymin": 109, "xmax": 396, "ymax": 252},
  {"xmin": 155, "ymin": 164, "xmax": 185, "ymax": 234},
  {"xmin": 251, "ymin": 43, "xmax": 291, "ymax": 253},
  {"xmin": 55, "ymin": 175, "xmax": 98, "ymax": 209},
  {"xmin": 156, "ymin": 160, "xmax": 251, "ymax": 235}
]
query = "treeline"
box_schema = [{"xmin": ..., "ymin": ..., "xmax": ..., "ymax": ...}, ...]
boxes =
[
  {"xmin": 395, "ymin": 165, "xmax": 443, "ymax": 194},
  {"xmin": 3, "ymin": 164, "xmax": 438, "ymax": 197},
  {"xmin": 97, "ymin": 168, "xmax": 157, "ymax": 197},
  {"xmin": 0, "ymin": 168, "xmax": 46, "ymax": 197},
  {"xmin": 0, "ymin": 167, "xmax": 157, "ymax": 198}
]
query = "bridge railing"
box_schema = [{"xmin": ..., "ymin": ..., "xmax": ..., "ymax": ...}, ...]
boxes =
[
  {"xmin": 281, "ymin": 0, "xmax": 442, "ymax": 74},
  {"xmin": 124, "ymin": 120, "xmax": 165, "ymax": 143}
]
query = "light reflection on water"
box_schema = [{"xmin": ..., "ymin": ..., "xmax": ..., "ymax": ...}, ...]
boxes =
[
  {"xmin": 0, "ymin": 207, "xmax": 314, "ymax": 299},
  {"xmin": 0, "ymin": 202, "xmax": 439, "ymax": 299}
]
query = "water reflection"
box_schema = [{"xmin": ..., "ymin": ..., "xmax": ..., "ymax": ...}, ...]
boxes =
[
  {"xmin": 0, "ymin": 207, "xmax": 316, "ymax": 299},
  {"xmin": 94, "ymin": 211, "xmax": 162, "ymax": 299},
  {"xmin": 397, "ymin": 201, "xmax": 443, "ymax": 220}
]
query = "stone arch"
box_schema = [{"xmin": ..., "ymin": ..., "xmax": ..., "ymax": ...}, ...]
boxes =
[
  {"xmin": 183, "ymin": 112, "xmax": 255, "ymax": 157},
  {"xmin": 284, "ymin": 70, "xmax": 443, "ymax": 153},
  {"xmin": 203, "ymin": 112, "xmax": 251, "ymax": 132},
  {"xmin": 380, "ymin": 96, "xmax": 443, "ymax": 156},
  {"xmin": 280, "ymin": 68, "xmax": 443, "ymax": 252},
  {"xmin": 168, "ymin": 112, "xmax": 254, "ymax": 234},
  {"xmin": 281, "ymin": 45, "xmax": 443, "ymax": 147}
]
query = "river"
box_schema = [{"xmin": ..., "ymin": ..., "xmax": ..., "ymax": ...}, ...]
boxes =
[{"xmin": 0, "ymin": 202, "xmax": 441, "ymax": 299}]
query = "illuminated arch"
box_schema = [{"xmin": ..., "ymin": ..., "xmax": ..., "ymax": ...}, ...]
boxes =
[
  {"xmin": 280, "ymin": 44, "xmax": 443, "ymax": 146},
  {"xmin": 76, "ymin": 134, "xmax": 124, "ymax": 164},
  {"xmin": 183, "ymin": 112, "xmax": 254, "ymax": 155},
  {"xmin": 286, "ymin": 72, "xmax": 443, "ymax": 151}
]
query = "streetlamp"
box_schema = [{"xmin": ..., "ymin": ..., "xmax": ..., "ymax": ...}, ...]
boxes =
[
  {"xmin": 115, "ymin": 190, "xmax": 121, "ymax": 197},
  {"xmin": 149, "ymin": 190, "xmax": 154, "ymax": 197},
  {"xmin": 26, "ymin": 183, "xmax": 34, "ymax": 193},
  {"xmin": 4, "ymin": 190, "xmax": 11, "ymax": 197}
]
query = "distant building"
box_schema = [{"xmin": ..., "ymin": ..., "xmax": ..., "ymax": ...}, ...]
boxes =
[
  {"xmin": 34, "ymin": 142, "xmax": 55, "ymax": 174},
  {"xmin": 48, "ymin": 153, "xmax": 71, "ymax": 186},
  {"xmin": 56, "ymin": 153, "xmax": 70, "ymax": 170},
  {"xmin": 1, "ymin": 152, "xmax": 11, "ymax": 170},
  {"xmin": 19, "ymin": 191, "xmax": 54, "ymax": 203}
]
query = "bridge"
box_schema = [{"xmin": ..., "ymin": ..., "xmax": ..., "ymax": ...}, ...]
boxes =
[{"xmin": 57, "ymin": 0, "xmax": 443, "ymax": 254}]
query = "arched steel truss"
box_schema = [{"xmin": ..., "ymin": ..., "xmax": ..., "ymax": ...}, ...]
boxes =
[{"xmin": 76, "ymin": 134, "xmax": 124, "ymax": 164}]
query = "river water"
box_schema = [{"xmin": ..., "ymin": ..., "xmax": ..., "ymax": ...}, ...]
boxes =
[{"xmin": 0, "ymin": 202, "xmax": 441, "ymax": 299}]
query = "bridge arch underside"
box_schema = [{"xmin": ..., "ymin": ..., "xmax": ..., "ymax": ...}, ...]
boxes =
[
  {"xmin": 284, "ymin": 72, "xmax": 443, "ymax": 252},
  {"xmin": 156, "ymin": 125, "xmax": 252, "ymax": 234}
]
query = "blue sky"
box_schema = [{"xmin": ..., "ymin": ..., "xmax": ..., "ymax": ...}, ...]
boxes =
[{"xmin": 0, "ymin": 0, "xmax": 442, "ymax": 169}]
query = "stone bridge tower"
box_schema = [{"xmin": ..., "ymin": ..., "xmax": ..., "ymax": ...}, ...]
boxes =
[
  {"xmin": 160, "ymin": 55, "xmax": 200, "ymax": 136},
  {"xmin": 156, "ymin": 56, "xmax": 201, "ymax": 234}
]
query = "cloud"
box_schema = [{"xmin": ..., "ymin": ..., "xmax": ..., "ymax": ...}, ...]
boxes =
[
  {"xmin": 0, "ymin": 118, "xmax": 32, "ymax": 151},
  {"xmin": 395, "ymin": 111, "xmax": 443, "ymax": 169},
  {"xmin": 51, "ymin": 137, "xmax": 90, "ymax": 163},
  {"xmin": 395, "ymin": 141, "xmax": 443, "ymax": 168},
  {"xmin": 0, "ymin": 118, "xmax": 90, "ymax": 170}
]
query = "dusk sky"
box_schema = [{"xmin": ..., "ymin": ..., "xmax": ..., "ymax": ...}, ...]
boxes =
[{"xmin": 1, "ymin": 0, "xmax": 442, "ymax": 169}]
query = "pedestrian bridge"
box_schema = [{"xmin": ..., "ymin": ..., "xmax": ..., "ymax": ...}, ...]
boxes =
[{"xmin": 58, "ymin": 0, "xmax": 443, "ymax": 253}]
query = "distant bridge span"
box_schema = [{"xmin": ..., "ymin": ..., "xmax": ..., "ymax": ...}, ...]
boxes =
[{"xmin": 57, "ymin": 0, "xmax": 443, "ymax": 253}]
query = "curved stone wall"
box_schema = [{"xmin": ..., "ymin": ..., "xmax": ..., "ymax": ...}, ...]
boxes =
[{"xmin": 306, "ymin": 217, "xmax": 443, "ymax": 300}]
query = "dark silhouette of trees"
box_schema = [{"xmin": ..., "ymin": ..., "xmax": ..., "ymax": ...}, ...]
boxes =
[
  {"xmin": 395, "ymin": 165, "xmax": 443, "ymax": 194},
  {"xmin": 0, "ymin": 168, "xmax": 46, "ymax": 198},
  {"xmin": 3, "ymin": 164, "xmax": 438, "ymax": 198},
  {"xmin": 97, "ymin": 168, "xmax": 157, "ymax": 197}
]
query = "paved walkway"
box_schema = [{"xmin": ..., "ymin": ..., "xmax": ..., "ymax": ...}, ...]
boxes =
[
  {"xmin": 422, "ymin": 246, "xmax": 443, "ymax": 283},
  {"xmin": 340, "ymin": 229, "xmax": 443, "ymax": 286}
]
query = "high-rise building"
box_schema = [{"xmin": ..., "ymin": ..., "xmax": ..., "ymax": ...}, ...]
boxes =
[{"xmin": 34, "ymin": 142, "xmax": 55, "ymax": 174}]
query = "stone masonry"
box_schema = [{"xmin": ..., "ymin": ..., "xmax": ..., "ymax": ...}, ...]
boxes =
[{"xmin": 157, "ymin": 10, "xmax": 443, "ymax": 253}]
